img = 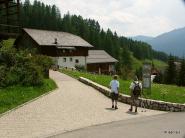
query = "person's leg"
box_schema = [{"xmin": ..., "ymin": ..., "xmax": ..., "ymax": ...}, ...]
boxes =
[
  {"xmin": 129, "ymin": 98, "xmax": 133, "ymax": 111},
  {"xmin": 134, "ymin": 99, "xmax": 138, "ymax": 112},
  {"xmin": 115, "ymin": 100, "xmax": 118, "ymax": 109},
  {"xmin": 111, "ymin": 93, "xmax": 114, "ymax": 108},
  {"xmin": 115, "ymin": 94, "xmax": 118, "ymax": 109},
  {"xmin": 135, "ymin": 106, "xmax": 137, "ymax": 112},
  {"xmin": 112, "ymin": 99, "xmax": 114, "ymax": 108}
]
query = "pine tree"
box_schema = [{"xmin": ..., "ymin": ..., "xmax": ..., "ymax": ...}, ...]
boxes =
[
  {"xmin": 164, "ymin": 55, "xmax": 176, "ymax": 84},
  {"xmin": 177, "ymin": 58, "xmax": 185, "ymax": 86},
  {"xmin": 18, "ymin": 1, "xmax": 170, "ymax": 80},
  {"xmin": 119, "ymin": 47, "xmax": 133, "ymax": 79}
]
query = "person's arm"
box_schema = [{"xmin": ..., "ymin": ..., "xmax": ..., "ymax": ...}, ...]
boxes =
[
  {"xmin": 129, "ymin": 82, "xmax": 134, "ymax": 95},
  {"xmin": 109, "ymin": 81, "xmax": 112, "ymax": 89},
  {"xmin": 140, "ymin": 82, "xmax": 144, "ymax": 97},
  {"xmin": 117, "ymin": 81, "xmax": 120, "ymax": 94},
  {"xmin": 130, "ymin": 82, "xmax": 134, "ymax": 90}
]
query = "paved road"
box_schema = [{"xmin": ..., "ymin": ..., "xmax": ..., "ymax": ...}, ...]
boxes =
[
  {"xmin": 50, "ymin": 112, "xmax": 185, "ymax": 138},
  {"xmin": 0, "ymin": 71, "xmax": 165, "ymax": 138}
]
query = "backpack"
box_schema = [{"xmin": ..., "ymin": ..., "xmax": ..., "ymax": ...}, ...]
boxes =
[{"xmin": 133, "ymin": 82, "xmax": 141, "ymax": 97}]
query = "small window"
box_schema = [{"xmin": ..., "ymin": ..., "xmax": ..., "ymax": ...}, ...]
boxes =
[
  {"xmin": 70, "ymin": 57, "xmax": 73, "ymax": 62},
  {"xmin": 63, "ymin": 50, "xmax": 66, "ymax": 53},
  {"xmin": 75, "ymin": 59, "xmax": 79, "ymax": 63},
  {"xmin": 69, "ymin": 49, "xmax": 73, "ymax": 53},
  {"xmin": 63, "ymin": 58, "xmax": 66, "ymax": 62}
]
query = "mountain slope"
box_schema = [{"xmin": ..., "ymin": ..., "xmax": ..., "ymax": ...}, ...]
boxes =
[
  {"xmin": 131, "ymin": 35, "xmax": 154, "ymax": 42},
  {"xmin": 132, "ymin": 27, "xmax": 185, "ymax": 57},
  {"xmin": 149, "ymin": 27, "xmax": 185, "ymax": 57}
]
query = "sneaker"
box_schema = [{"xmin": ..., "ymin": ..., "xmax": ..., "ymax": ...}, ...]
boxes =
[
  {"xmin": 135, "ymin": 109, "xmax": 137, "ymax": 113},
  {"xmin": 112, "ymin": 105, "xmax": 114, "ymax": 108},
  {"xmin": 115, "ymin": 106, "xmax": 118, "ymax": 109}
]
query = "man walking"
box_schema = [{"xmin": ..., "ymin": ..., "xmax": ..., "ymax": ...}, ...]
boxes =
[
  {"xmin": 129, "ymin": 76, "xmax": 142, "ymax": 113},
  {"xmin": 109, "ymin": 75, "xmax": 119, "ymax": 109}
]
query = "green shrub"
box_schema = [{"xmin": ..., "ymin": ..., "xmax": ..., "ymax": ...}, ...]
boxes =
[
  {"xmin": 0, "ymin": 46, "xmax": 17, "ymax": 67},
  {"xmin": 0, "ymin": 65, "xmax": 21, "ymax": 87},
  {"xmin": 5, "ymin": 66, "xmax": 21, "ymax": 86},
  {"xmin": 0, "ymin": 47, "xmax": 48, "ymax": 87},
  {"xmin": 31, "ymin": 55, "xmax": 53, "ymax": 78},
  {"xmin": 0, "ymin": 41, "xmax": 53, "ymax": 87},
  {"xmin": 21, "ymin": 63, "xmax": 44, "ymax": 86},
  {"xmin": 0, "ymin": 65, "xmax": 7, "ymax": 87},
  {"xmin": 75, "ymin": 65, "xmax": 86, "ymax": 71}
]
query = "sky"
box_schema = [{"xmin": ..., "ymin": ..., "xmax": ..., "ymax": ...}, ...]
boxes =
[{"xmin": 27, "ymin": 0, "xmax": 185, "ymax": 37}]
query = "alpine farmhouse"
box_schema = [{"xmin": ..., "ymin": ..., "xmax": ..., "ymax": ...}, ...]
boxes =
[
  {"xmin": 15, "ymin": 28, "xmax": 118, "ymax": 74},
  {"xmin": 15, "ymin": 28, "xmax": 93, "ymax": 69}
]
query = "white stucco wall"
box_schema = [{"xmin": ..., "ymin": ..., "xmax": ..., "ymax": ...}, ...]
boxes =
[{"xmin": 57, "ymin": 56, "xmax": 86, "ymax": 68}]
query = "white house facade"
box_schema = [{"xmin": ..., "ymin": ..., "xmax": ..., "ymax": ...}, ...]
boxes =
[{"xmin": 57, "ymin": 56, "xmax": 87, "ymax": 68}]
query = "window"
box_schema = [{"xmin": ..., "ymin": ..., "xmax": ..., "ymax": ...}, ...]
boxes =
[
  {"xmin": 63, "ymin": 50, "xmax": 66, "ymax": 53},
  {"xmin": 75, "ymin": 59, "xmax": 79, "ymax": 63},
  {"xmin": 70, "ymin": 57, "xmax": 73, "ymax": 62},
  {"xmin": 63, "ymin": 58, "xmax": 66, "ymax": 62}
]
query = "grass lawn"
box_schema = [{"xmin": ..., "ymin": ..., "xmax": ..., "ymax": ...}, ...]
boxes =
[
  {"xmin": 61, "ymin": 69, "xmax": 185, "ymax": 104},
  {"xmin": 132, "ymin": 56, "xmax": 167, "ymax": 71},
  {"xmin": 0, "ymin": 79, "xmax": 57, "ymax": 114}
]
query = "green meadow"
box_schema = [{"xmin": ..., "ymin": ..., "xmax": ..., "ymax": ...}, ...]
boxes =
[
  {"xmin": 0, "ymin": 79, "xmax": 57, "ymax": 114},
  {"xmin": 61, "ymin": 69, "xmax": 185, "ymax": 104}
]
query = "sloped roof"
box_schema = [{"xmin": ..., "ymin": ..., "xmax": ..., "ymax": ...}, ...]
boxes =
[
  {"xmin": 87, "ymin": 50, "xmax": 118, "ymax": 64},
  {"xmin": 23, "ymin": 28, "xmax": 93, "ymax": 48}
]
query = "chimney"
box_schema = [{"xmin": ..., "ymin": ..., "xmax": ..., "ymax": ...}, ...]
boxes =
[{"xmin": 54, "ymin": 38, "xmax": 58, "ymax": 44}]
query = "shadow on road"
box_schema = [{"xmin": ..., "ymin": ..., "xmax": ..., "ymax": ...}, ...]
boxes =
[
  {"xmin": 105, "ymin": 108, "xmax": 116, "ymax": 111},
  {"xmin": 126, "ymin": 111, "xmax": 138, "ymax": 115}
]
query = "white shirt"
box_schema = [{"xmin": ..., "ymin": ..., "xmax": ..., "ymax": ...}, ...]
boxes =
[
  {"xmin": 110, "ymin": 80, "xmax": 119, "ymax": 93},
  {"xmin": 129, "ymin": 81, "xmax": 142, "ymax": 90}
]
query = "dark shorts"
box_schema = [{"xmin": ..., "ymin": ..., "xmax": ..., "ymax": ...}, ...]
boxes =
[
  {"xmin": 131, "ymin": 95, "xmax": 139, "ymax": 100},
  {"xmin": 111, "ymin": 93, "xmax": 118, "ymax": 100},
  {"xmin": 131, "ymin": 92, "xmax": 139, "ymax": 100}
]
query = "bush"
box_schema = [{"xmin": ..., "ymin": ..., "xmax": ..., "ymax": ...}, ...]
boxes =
[
  {"xmin": 0, "ymin": 45, "xmax": 52, "ymax": 87},
  {"xmin": 31, "ymin": 55, "xmax": 53, "ymax": 78},
  {"xmin": 75, "ymin": 65, "xmax": 86, "ymax": 71},
  {"xmin": 0, "ymin": 46, "xmax": 17, "ymax": 67},
  {"xmin": 0, "ymin": 66, "xmax": 8, "ymax": 87},
  {"xmin": 5, "ymin": 66, "xmax": 21, "ymax": 86},
  {"xmin": 21, "ymin": 63, "xmax": 43, "ymax": 86}
]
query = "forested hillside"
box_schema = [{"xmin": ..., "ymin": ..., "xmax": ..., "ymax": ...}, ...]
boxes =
[{"xmin": 19, "ymin": 0, "xmax": 168, "ymax": 78}]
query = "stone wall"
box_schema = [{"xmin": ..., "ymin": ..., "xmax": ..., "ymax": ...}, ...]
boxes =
[{"xmin": 79, "ymin": 77, "xmax": 185, "ymax": 112}]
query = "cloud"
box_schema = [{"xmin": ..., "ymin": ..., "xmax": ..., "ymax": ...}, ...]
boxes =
[{"xmin": 28, "ymin": 0, "xmax": 185, "ymax": 36}]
